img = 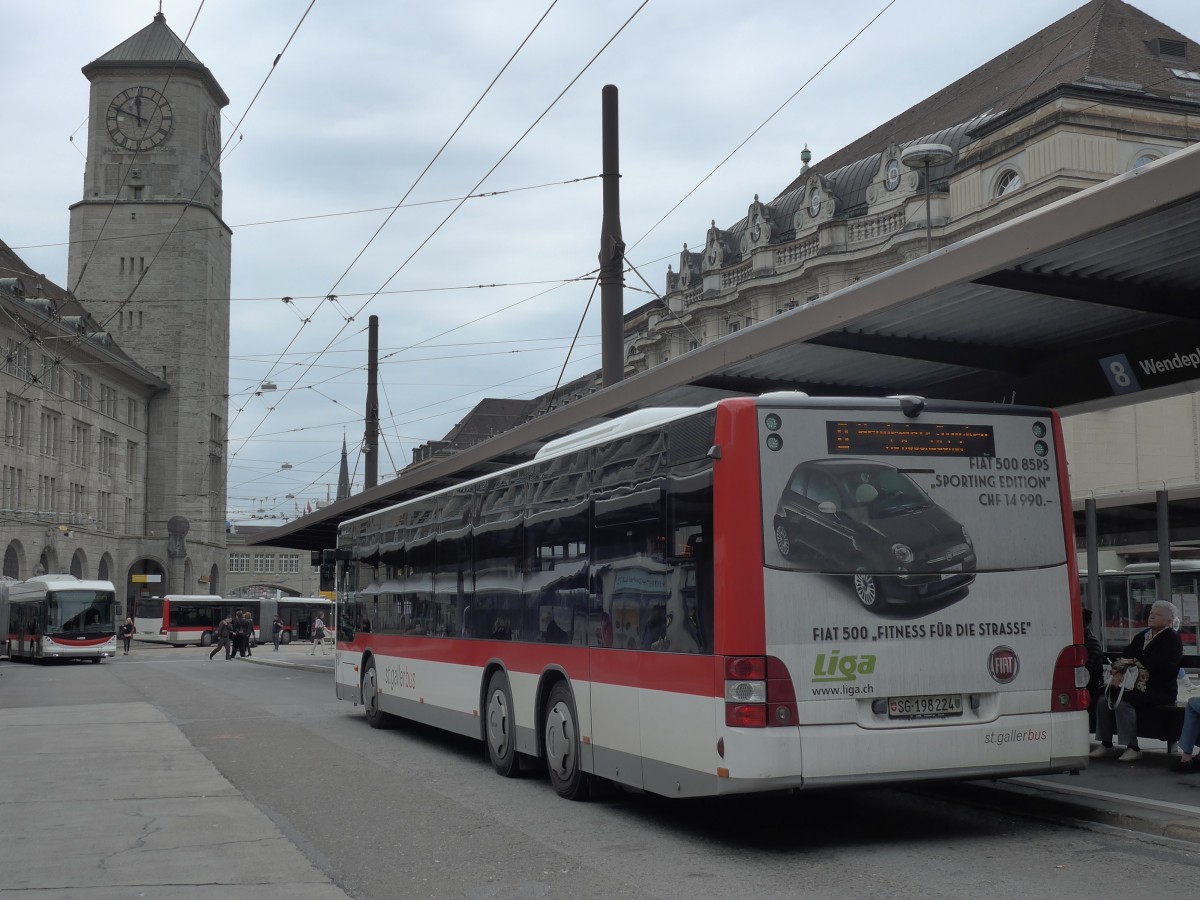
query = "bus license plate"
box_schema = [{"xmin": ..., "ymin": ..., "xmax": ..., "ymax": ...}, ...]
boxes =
[{"xmin": 888, "ymin": 694, "xmax": 963, "ymax": 719}]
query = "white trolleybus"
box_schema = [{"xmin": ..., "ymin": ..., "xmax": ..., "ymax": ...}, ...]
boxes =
[
  {"xmin": 133, "ymin": 595, "xmax": 334, "ymax": 646},
  {"xmin": 332, "ymin": 393, "xmax": 1091, "ymax": 800},
  {"xmin": 1, "ymin": 575, "xmax": 119, "ymax": 662}
]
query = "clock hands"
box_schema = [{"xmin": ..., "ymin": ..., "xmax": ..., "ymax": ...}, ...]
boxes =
[{"xmin": 116, "ymin": 102, "xmax": 145, "ymax": 126}]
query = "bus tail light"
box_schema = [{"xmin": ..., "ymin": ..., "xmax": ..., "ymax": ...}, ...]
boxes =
[
  {"xmin": 159, "ymin": 627, "xmax": 167, "ymax": 635},
  {"xmin": 1050, "ymin": 644, "xmax": 1089, "ymax": 713},
  {"xmin": 724, "ymin": 656, "xmax": 799, "ymax": 727}
]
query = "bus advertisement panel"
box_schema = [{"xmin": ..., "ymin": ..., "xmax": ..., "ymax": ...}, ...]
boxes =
[
  {"xmin": 332, "ymin": 394, "xmax": 1088, "ymax": 801},
  {"xmin": 2, "ymin": 575, "xmax": 118, "ymax": 662},
  {"xmin": 758, "ymin": 398, "xmax": 1085, "ymax": 784}
]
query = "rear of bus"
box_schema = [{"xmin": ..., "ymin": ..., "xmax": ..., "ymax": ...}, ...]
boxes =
[{"xmin": 723, "ymin": 394, "xmax": 1089, "ymax": 790}]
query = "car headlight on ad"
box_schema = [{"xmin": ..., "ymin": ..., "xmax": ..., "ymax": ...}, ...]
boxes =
[{"xmin": 892, "ymin": 543, "xmax": 914, "ymax": 564}]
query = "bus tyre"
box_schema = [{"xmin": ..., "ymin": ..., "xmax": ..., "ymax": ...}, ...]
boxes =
[
  {"xmin": 362, "ymin": 659, "xmax": 391, "ymax": 729},
  {"xmin": 544, "ymin": 681, "xmax": 589, "ymax": 801},
  {"xmin": 199, "ymin": 631, "xmax": 212, "ymax": 647},
  {"xmin": 486, "ymin": 671, "xmax": 520, "ymax": 778},
  {"xmin": 281, "ymin": 631, "xmax": 291, "ymax": 645},
  {"xmin": 853, "ymin": 568, "xmax": 883, "ymax": 609}
]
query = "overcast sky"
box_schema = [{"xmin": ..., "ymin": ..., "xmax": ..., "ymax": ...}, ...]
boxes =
[{"xmin": 1, "ymin": 0, "xmax": 1195, "ymax": 524}]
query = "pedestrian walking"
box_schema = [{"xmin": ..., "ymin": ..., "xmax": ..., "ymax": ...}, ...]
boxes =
[
  {"xmin": 271, "ymin": 614, "xmax": 283, "ymax": 651},
  {"xmin": 309, "ymin": 614, "xmax": 328, "ymax": 655},
  {"xmin": 209, "ymin": 615, "xmax": 234, "ymax": 660},
  {"xmin": 120, "ymin": 617, "xmax": 135, "ymax": 655},
  {"xmin": 240, "ymin": 611, "xmax": 254, "ymax": 657}
]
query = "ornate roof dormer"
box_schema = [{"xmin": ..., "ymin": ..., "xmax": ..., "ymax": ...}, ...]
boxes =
[
  {"xmin": 703, "ymin": 220, "xmax": 736, "ymax": 272},
  {"xmin": 739, "ymin": 196, "xmax": 777, "ymax": 255},
  {"xmin": 666, "ymin": 243, "xmax": 704, "ymax": 293}
]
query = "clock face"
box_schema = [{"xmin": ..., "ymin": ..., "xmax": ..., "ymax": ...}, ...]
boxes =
[
  {"xmin": 885, "ymin": 159, "xmax": 901, "ymax": 191},
  {"xmin": 809, "ymin": 187, "xmax": 822, "ymax": 218},
  {"xmin": 107, "ymin": 86, "xmax": 173, "ymax": 152}
]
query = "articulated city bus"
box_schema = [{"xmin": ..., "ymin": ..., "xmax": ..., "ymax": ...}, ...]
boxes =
[
  {"xmin": 1, "ymin": 575, "xmax": 118, "ymax": 662},
  {"xmin": 333, "ymin": 393, "xmax": 1089, "ymax": 800},
  {"xmin": 133, "ymin": 595, "xmax": 333, "ymax": 646}
]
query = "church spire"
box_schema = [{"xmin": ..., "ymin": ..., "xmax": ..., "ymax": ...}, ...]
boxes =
[{"xmin": 337, "ymin": 435, "xmax": 351, "ymax": 501}]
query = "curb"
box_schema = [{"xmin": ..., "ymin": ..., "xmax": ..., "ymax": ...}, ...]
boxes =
[{"xmin": 918, "ymin": 779, "xmax": 1200, "ymax": 846}]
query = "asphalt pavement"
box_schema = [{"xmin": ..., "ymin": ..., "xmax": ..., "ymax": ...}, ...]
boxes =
[{"xmin": 3, "ymin": 641, "xmax": 1200, "ymax": 897}]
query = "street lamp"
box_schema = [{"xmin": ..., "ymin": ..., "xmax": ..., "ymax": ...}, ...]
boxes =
[{"xmin": 900, "ymin": 143, "xmax": 954, "ymax": 254}]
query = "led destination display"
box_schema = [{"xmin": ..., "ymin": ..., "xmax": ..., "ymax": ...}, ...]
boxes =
[{"xmin": 827, "ymin": 421, "xmax": 996, "ymax": 458}]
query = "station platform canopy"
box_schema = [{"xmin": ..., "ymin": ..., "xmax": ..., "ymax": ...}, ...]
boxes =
[{"xmin": 253, "ymin": 140, "xmax": 1200, "ymax": 552}]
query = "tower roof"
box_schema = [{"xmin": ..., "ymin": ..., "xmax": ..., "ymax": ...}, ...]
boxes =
[
  {"xmin": 82, "ymin": 11, "xmax": 229, "ymax": 107},
  {"xmin": 779, "ymin": 0, "xmax": 1197, "ymax": 196}
]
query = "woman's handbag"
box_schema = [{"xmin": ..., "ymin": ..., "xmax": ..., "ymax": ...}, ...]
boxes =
[{"xmin": 1106, "ymin": 659, "xmax": 1148, "ymax": 709}]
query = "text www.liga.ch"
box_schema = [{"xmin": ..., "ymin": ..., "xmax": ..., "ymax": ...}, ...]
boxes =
[{"xmin": 812, "ymin": 683, "xmax": 876, "ymax": 697}]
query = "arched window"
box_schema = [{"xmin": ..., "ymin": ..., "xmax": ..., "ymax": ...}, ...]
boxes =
[
  {"xmin": 995, "ymin": 169, "xmax": 1022, "ymax": 197},
  {"xmin": 1133, "ymin": 153, "xmax": 1159, "ymax": 169}
]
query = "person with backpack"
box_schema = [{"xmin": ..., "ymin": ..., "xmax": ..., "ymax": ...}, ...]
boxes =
[
  {"xmin": 309, "ymin": 614, "xmax": 328, "ymax": 655},
  {"xmin": 209, "ymin": 615, "xmax": 234, "ymax": 660},
  {"xmin": 271, "ymin": 614, "xmax": 283, "ymax": 651}
]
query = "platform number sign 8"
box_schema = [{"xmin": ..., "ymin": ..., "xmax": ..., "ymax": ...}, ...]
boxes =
[{"xmin": 1099, "ymin": 353, "xmax": 1141, "ymax": 395}]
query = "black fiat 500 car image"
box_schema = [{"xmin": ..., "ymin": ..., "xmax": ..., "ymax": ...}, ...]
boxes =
[{"xmin": 771, "ymin": 458, "xmax": 976, "ymax": 610}]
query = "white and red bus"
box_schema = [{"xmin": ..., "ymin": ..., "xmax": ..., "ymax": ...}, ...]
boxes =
[
  {"xmin": 133, "ymin": 595, "xmax": 334, "ymax": 646},
  {"xmin": 1, "ymin": 575, "xmax": 118, "ymax": 662},
  {"xmin": 333, "ymin": 393, "xmax": 1090, "ymax": 799}
]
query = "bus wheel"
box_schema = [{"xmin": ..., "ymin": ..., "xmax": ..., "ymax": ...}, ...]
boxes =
[
  {"xmin": 485, "ymin": 671, "xmax": 520, "ymax": 777},
  {"xmin": 853, "ymin": 569, "xmax": 883, "ymax": 609},
  {"xmin": 544, "ymin": 681, "xmax": 589, "ymax": 801},
  {"xmin": 281, "ymin": 632, "xmax": 291, "ymax": 645},
  {"xmin": 199, "ymin": 632, "xmax": 212, "ymax": 647},
  {"xmin": 774, "ymin": 521, "xmax": 795, "ymax": 559},
  {"xmin": 362, "ymin": 659, "xmax": 391, "ymax": 729}
]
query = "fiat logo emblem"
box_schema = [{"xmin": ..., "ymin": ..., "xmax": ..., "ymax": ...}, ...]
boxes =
[{"xmin": 988, "ymin": 646, "xmax": 1019, "ymax": 684}]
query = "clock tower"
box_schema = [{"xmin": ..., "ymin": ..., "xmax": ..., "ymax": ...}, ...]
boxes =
[{"xmin": 68, "ymin": 12, "xmax": 231, "ymax": 593}]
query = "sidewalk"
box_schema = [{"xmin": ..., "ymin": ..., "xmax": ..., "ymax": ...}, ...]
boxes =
[{"xmin": 0, "ymin": 696, "xmax": 350, "ymax": 897}]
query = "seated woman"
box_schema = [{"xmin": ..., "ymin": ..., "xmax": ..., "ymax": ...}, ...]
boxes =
[{"xmin": 1091, "ymin": 599, "xmax": 1183, "ymax": 762}]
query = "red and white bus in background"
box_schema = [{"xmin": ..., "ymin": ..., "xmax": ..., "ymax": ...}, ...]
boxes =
[
  {"xmin": 333, "ymin": 393, "xmax": 1090, "ymax": 800},
  {"xmin": 1, "ymin": 575, "xmax": 118, "ymax": 662},
  {"xmin": 133, "ymin": 595, "xmax": 334, "ymax": 646}
]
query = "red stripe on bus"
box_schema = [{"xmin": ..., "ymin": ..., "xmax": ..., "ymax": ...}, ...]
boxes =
[
  {"xmin": 713, "ymin": 398, "xmax": 766, "ymax": 655},
  {"xmin": 344, "ymin": 635, "xmax": 723, "ymax": 697},
  {"xmin": 44, "ymin": 636, "xmax": 113, "ymax": 647}
]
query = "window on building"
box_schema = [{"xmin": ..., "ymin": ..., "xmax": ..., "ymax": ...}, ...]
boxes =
[
  {"xmin": 253, "ymin": 553, "xmax": 275, "ymax": 574},
  {"xmin": 40, "ymin": 411, "xmax": 61, "ymax": 457},
  {"xmin": 124, "ymin": 497, "xmax": 134, "ymax": 534},
  {"xmin": 98, "ymin": 432, "xmax": 116, "ymax": 475},
  {"xmin": 279, "ymin": 553, "xmax": 300, "ymax": 574},
  {"xmin": 99, "ymin": 384, "xmax": 118, "ymax": 417},
  {"xmin": 71, "ymin": 371, "xmax": 92, "ymax": 407},
  {"xmin": 229, "ymin": 553, "xmax": 251, "ymax": 573},
  {"xmin": 70, "ymin": 482, "xmax": 87, "ymax": 522},
  {"xmin": 126, "ymin": 397, "xmax": 141, "ymax": 427},
  {"xmin": 126, "ymin": 442, "xmax": 138, "ymax": 482},
  {"xmin": 97, "ymin": 491, "xmax": 112, "ymax": 530},
  {"xmin": 71, "ymin": 421, "xmax": 90, "ymax": 467},
  {"xmin": 995, "ymin": 169, "xmax": 1022, "ymax": 197},
  {"xmin": 38, "ymin": 475, "xmax": 56, "ymax": 513},
  {"xmin": 5, "ymin": 395, "xmax": 28, "ymax": 447},
  {"xmin": 1133, "ymin": 153, "xmax": 1160, "ymax": 169},
  {"xmin": 2, "ymin": 466, "xmax": 22, "ymax": 510}
]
